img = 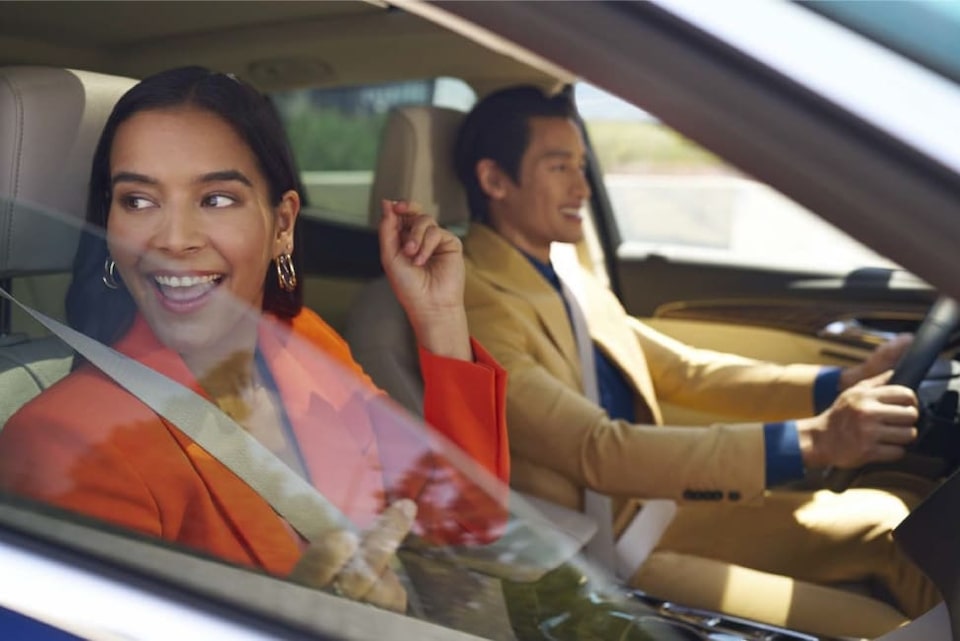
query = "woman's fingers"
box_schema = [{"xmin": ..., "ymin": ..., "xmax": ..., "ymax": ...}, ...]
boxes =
[
  {"xmin": 360, "ymin": 499, "xmax": 417, "ymax": 574},
  {"xmin": 359, "ymin": 567, "xmax": 407, "ymax": 613},
  {"xmin": 398, "ymin": 211, "xmax": 437, "ymax": 256},
  {"xmin": 331, "ymin": 499, "xmax": 417, "ymax": 602},
  {"xmin": 379, "ymin": 199, "xmax": 439, "ymax": 262},
  {"xmin": 288, "ymin": 529, "xmax": 359, "ymax": 589},
  {"xmin": 411, "ymin": 226, "xmax": 449, "ymax": 266},
  {"xmin": 378, "ymin": 199, "xmax": 402, "ymax": 259},
  {"xmin": 290, "ymin": 500, "xmax": 417, "ymax": 614}
]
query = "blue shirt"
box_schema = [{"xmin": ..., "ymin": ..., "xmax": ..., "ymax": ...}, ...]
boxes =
[
  {"xmin": 522, "ymin": 253, "xmax": 843, "ymax": 488},
  {"xmin": 524, "ymin": 256, "xmax": 636, "ymax": 423}
]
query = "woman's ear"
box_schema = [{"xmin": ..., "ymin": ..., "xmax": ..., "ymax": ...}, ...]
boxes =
[
  {"xmin": 275, "ymin": 189, "xmax": 300, "ymax": 253},
  {"xmin": 476, "ymin": 159, "xmax": 510, "ymax": 200}
]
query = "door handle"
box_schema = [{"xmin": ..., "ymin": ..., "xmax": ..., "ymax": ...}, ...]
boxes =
[{"xmin": 818, "ymin": 318, "xmax": 897, "ymax": 347}]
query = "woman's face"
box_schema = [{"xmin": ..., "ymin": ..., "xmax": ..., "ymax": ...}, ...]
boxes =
[{"xmin": 106, "ymin": 106, "xmax": 298, "ymax": 361}]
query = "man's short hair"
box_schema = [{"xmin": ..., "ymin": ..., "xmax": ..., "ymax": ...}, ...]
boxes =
[{"xmin": 454, "ymin": 85, "xmax": 577, "ymax": 224}]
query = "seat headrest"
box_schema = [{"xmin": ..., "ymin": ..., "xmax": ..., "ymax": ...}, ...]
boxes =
[
  {"xmin": 0, "ymin": 67, "xmax": 135, "ymax": 279},
  {"xmin": 366, "ymin": 105, "xmax": 470, "ymax": 230}
]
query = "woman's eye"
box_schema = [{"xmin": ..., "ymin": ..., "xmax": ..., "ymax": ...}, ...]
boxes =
[
  {"xmin": 202, "ymin": 194, "xmax": 237, "ymax": 208},
  {"xmin": 120, "ymin": 195, "xmax": 155, "ymax": 210}
]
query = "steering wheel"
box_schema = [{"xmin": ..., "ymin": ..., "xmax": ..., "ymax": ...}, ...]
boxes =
[{"xmin": 823, "ymin": 296, "xmax": 960, "ymax": 493}]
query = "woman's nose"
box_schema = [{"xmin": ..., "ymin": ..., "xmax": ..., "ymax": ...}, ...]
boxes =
[{"xmin": 150, "ymin": 206, "xmax": 204, "ymax": 254}]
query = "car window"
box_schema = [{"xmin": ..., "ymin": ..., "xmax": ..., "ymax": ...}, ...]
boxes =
[
  {"xmin": 271, "ymin": 78, "xmax": 475, "ymax": 227},
  {"xmin": 0, "ymin": 205, "xmax": 592, "ymax": 641},
  {"xmin": 577, "ymin": 82, "xmax": 900, "ymax": 273},
  {"xmin": 804, "ymin": 0, "xmax": 960, "ymax": 86}
]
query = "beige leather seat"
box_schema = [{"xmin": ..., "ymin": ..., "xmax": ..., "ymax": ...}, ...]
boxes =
[
  {"xmin": 0, "ymin": 67, "xmax": 135, "ymax": 427},
  {"xmin": 344, "ymin": 105, "xmax": 470, "ymax": 416}
]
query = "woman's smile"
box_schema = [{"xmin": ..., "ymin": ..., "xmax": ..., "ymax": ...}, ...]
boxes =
[{"xmin": 151, "ymin": 271, "xmax": 225, "ymax": 313}]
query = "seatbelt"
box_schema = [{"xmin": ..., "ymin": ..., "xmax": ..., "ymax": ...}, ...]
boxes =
[
  {"xmin": 556, "ymin": 272, "xmax": 619, "ymax": 573},
  {"xmin": 554, "ymin": 255, "xmax": 677, "ymax": 582},
  {"xmin": 0, "ymin": 286, "xmax": 350, "ymax": 542}
]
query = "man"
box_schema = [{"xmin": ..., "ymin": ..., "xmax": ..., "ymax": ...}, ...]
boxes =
[{"xmin": 455, "ymin": 85, "xmax": 938, "ymax": 635}]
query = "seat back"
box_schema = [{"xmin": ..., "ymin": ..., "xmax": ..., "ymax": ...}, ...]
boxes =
[
  {"xmin": 344, "ymin": 105, "xmax": 470, "ymax": 416},
  {"xmin": 0, "ymin": 67, "xmax": 135, "ymax": 427}
]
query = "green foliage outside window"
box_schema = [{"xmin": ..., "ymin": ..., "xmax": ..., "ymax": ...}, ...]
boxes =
[{"xmin": 282, "ymin": 107, "xmax": 387, "ymax": 172}]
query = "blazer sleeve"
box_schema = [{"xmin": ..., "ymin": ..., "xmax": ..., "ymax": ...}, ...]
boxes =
[
  {"xmin": 466, "ymin": 293, "xmax": 768, "ymax": 505},
  {"xmin": 288, "ymin": 308, "xmax": 510, "ymax": 544},
  {"xmin": 400, "ymin": 340, "xmax": 509, "ymax": 544},
  {"xmin": 630, "ymin": 318, "xmax": 823, "ymax": 421},
  {"xmin": 418, "ymin": 339, "xmax": 509, "ymax": 484}
]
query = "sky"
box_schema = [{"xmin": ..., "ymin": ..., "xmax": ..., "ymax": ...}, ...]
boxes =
[{"xmin": 575, "ymin": 83, "xmax": 653, "ymax": 121}]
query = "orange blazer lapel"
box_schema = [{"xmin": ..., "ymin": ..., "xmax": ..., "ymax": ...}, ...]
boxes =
[{"xmin": 257, "ymin": 312, "xmax": 386, "ymax": 532}]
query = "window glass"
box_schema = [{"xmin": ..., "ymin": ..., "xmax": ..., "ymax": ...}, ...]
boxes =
[
  {"xmin": 0, "ymin": 204, "xmax": 580, "ymax": 641},
  {"xmin": 577, "ymin": 82, "xmax": 898, "ymax": 272},
  {"xmin": 806, "ymin": 0, "xmax": 960, "ymax": 85},
  {"xmin": 271, "ymin": 78, "xmax": 476, "ymax": 227}
]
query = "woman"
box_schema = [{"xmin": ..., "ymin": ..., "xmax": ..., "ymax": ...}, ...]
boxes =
[{"xmin": 0, "ymin": 67, "xmax": 508, "ymax": 613}]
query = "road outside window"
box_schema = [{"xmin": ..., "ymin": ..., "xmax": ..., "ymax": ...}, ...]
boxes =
[{"xmin": 576, "ymin": 83, "xmax": 898, "ymax": 272}]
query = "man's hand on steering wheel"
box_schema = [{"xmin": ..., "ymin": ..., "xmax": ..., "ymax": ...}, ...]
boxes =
[
  {"xmin": 839, "ymin": 334, "xmax": 914, "ymax": 392},
  {"xmin": 822, "ymin": 297, "xmax": 960, "ymax": 491},
  {"xmin": 798, "ymin": 371, "xmax": 919, "ymax": 469}
]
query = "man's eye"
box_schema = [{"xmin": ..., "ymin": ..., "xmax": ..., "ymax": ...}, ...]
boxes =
[{"xmin": 202, "ymin": 194, "xmax": 236, "ymax": 208}]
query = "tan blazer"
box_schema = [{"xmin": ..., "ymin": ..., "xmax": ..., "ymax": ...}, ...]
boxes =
[{"xmin": 463, "ymin": 223, "xmax": 823, "ymax": 525}]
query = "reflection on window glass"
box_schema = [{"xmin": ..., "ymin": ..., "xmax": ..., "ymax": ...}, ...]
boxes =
[
  {"xmin": 271, "ymin": 78, "xmax": 475, "ymax": 226},
  {"xmin": 576, "ymin": 82, "xmax": 898, "ymax": 271},
  {"xmin": 807, "ymin": 0, "xmax": 960, "ymax": 86}
]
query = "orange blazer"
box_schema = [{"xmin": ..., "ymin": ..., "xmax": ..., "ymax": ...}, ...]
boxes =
[{"xmin": 0, "ymin": 308, "xmax": 508, "ymax": 576}]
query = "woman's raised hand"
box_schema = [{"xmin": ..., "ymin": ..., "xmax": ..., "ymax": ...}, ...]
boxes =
[{"xmin": 378, "ymin": 200, "xmax": 472, "ymax": 361}]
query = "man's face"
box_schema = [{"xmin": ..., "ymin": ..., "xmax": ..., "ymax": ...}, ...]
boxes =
[{"xmin": 487, "ymin": 116, "xmax": 590, "ymax": 262}]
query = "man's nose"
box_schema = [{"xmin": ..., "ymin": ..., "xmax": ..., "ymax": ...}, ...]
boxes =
[{"xmin": 573, "ymin": 167, "xmax": 591, "ymax": 199}]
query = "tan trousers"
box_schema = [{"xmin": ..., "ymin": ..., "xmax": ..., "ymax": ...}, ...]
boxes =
[{"xmin": 629, "ymin": 488, "xmax": 940, "ymax": 639}]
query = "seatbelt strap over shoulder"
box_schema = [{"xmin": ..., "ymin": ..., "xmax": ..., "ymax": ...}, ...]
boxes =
[
  {"xmin": 556, "ymin": 272, "xmax": 619, "ymax": 573},
  {"xmin": 554, "ymin": 258, "xmax": 677, "ymax": 582}
]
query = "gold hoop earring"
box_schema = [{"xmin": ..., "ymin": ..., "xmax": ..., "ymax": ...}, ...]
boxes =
[
  {"xmin": 276, "ymin": 253, "xmax": 297, "ymax": 292},
  {"xmin": 102, "ymin": 257, "xmax": 121, "ymax": 290}
]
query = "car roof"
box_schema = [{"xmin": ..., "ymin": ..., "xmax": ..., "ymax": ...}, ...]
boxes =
[{"xmin": 0, "ymin": 1, "xmax": 569, "ymax": 95}]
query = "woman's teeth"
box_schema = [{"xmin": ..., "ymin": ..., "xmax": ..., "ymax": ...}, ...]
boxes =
[
  {"xmin": 153, "ymin": 274, "xmax": 222, "ymax": 301},
  {"xmin": 154, "ymin": 274, "xmax": 220, "ymax": 287}
]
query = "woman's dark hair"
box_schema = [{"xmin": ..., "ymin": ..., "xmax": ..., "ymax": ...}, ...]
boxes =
[
  {"xmin": 66, "ymin": 66, "xmax": 304, "ymax": 348},
  {"xmin": 453, "ymin": 85, "xmax": 576, "ymax": 225}
]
